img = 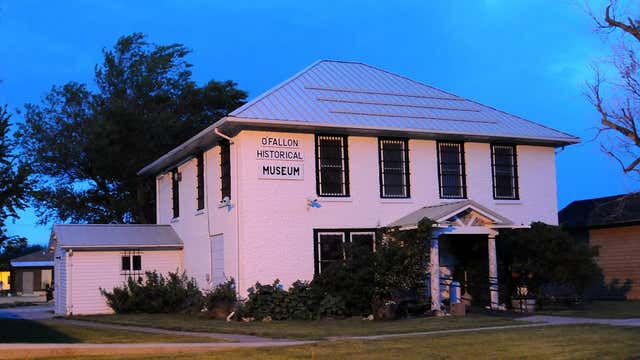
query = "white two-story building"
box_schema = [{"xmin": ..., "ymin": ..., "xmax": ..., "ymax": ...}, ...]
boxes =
[{"xmin": 51, "ymin": 60, "xmax": 578, "ymax": 315}]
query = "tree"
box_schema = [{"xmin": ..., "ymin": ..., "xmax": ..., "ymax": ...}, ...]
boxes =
[
  {"xmin": 497, "ymin": 222, "xmax": 601, "ymax": 296},
  {"xmin": 588, "ymin": 1, "xmax": 640, "ymax": 178},
  {"xmin": 18, "ymin": 33, "xmax": 247, "ymax": 224},
  {"xmin": 0, "ymin": 105, "xmax": 31, "ymax": 255}
]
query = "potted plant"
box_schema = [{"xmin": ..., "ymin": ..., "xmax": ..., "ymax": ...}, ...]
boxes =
[{"xmin": 511, "ymin": 270, "xmax": 536, "ymax": 313}]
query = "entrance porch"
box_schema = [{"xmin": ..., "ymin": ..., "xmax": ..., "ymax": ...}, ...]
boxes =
[{"xmin": 387, "ymin": 200, "xmax": 526, "ymax": 312}]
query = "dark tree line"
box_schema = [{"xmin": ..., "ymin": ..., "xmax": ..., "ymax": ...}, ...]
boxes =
[{"xmin": 16, "ymin": 33, "xmax": 247, "ymax": 225}]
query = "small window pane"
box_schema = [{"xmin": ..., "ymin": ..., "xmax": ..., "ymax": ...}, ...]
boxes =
[
  {"xmin": 132, "ymin": 255, "xmax": 141, "ymax": 271},
  {"xmin": 220, "ymin": 140, "xmax": 231, "ymax": 200},
  {"xmin": 349, "ymin": 233, "xmax": 375, "ymax": 261},
  {"xmin": 121, "ymin": 256, "xmax": 131, "ymax": 271},
  {"xmin": 171, "ymin": 169, "xmax": 180, "ymax": 218},
  {"xmin": 318, "ymin": 233, "xmax": 344, "ymax": 272}
]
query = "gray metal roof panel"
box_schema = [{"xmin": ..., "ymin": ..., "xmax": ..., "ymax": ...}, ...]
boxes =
[
  {"xmin": 52, "ymin": 224, "xmax": 183, "ymax": 249},
  {"xmin": 230, "ymin": 60, "xmax": 578, "ymax": 143}
]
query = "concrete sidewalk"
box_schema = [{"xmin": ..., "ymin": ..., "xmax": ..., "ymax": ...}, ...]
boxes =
[
  {"xmin": 517, "ymin": 315, "xmax": 640, "ymax": 327},
  {"xmin": 56, "ymin": 318, "xmax": 289, "ymax": 343},
  {"xmin": 0, "ymin": 304, "xmax": 54, "ymax": 320}
]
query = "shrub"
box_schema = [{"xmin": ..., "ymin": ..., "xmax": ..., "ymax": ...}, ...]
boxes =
[
  {"xmin": 101, "ymin": 270, "xmax": 203, "ymax": 313},
  {"xmin": 204, "ymin": 279, "xmax": 237, "ymax": 319},
  {"xmin": 286, "ymin": 280, "xmax": 317, "ymax": 320},
  {"xmin": 239, "ymin": 280, "xmax": 290, "ymax": 320}
]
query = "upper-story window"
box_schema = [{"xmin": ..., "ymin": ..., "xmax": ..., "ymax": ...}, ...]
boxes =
[
  {"xmin": 196, "ymin": 152, "xmax": 205, "ymax": 210},
  {"xmin": 491, "ymin": 144, "xmax": 519, "ymax": 200},
  {"xmin": 315, "ymin": 134, "xmax": 350, "ymax": 197},
  {"xmin": 378, "ymin": 138, "xmax": 410, "ymax": 198},
  {"xmin": 220, "ymin": 140, "xmax": 231, "ymax": 200},
  {"xmin": 437, "ymin": 141, "xmax": 467, "ymax": 199},
  {"xmin": 171, "ymin": 168, "xmax": 180, "ymax": 218}
]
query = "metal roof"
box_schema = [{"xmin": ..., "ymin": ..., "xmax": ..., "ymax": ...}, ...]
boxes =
[
  {"xmin": 138, "ymin": 60, "xmax": 579, "ymax": 176},
  {"xmin": 51, "ymin": 224, "xmax": 183, "ymax": 250},
  {"xmin": 230, "ymin": 60, "xmax": 579, "ymax": 144},
  {"xmin": 387, "ymin": 200, "xmax": 514, "ymax": 228}
]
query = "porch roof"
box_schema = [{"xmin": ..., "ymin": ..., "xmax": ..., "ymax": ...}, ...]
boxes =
[{"xmin": 387, "ymin": 200, "xmax": 515, "ymax": 229}]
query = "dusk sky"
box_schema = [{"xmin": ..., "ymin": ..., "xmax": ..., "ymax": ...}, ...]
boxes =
[{"xmin": 1, "ymin": 0, "xmax": 637, "ymax": 246}]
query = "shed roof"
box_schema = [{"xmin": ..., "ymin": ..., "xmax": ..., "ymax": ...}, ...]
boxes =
[
  {"xmin": 50, "ymin": 224, "xmax": 183, "ymax": 250},
  {"xmin": 559, "ymin": 193, "xmax": 640, "ymax": 229},
  {"xmin": 387, "ymin": 200, "xmax": 514, "ymax": 228}
]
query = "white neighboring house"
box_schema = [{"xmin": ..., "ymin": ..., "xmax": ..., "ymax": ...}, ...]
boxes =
[{"xmin": 52, "ymin": 60, "xmax": 579, "ymax": 315}]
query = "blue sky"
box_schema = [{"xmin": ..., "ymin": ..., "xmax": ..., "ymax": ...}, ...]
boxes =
[{"xmin": 0, "ymin": 0, "xmax": 637, "ymax": 246}]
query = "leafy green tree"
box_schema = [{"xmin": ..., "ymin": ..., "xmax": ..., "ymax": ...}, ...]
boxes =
[
  {"xmin": 497, "ymin": 222, "xmax": 601, "ymax": 296},
  {"xmin": 18, "ymin": 33, "xmax": 247, "ymax": 224},
  {"xmin": 0, "ymin": 105, "xmax": 31, "ymax": 255}
]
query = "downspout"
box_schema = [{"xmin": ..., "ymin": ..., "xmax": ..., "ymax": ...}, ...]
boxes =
[{"xmin": 211, "ymin": 127, "xmax": 241, "ymax": 295}]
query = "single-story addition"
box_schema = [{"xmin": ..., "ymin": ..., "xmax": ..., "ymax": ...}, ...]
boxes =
[
  {"xmin": 53, "ymin": 60, "xmax": 579, "ymax": 315},
  {"xmin": 9, "ymin": 251, "xmax": 54, "ymax": 296},
  {"xmin": 50, "ymin": 224, "xmax": 183, "ymax": 315},
  {"xmin": 559, "ymin": 193, "xmax": 640, "ymax": 300}
]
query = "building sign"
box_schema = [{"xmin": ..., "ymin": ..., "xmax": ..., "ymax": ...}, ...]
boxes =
[{"xmin": 257, "ymin": 136, "xmax": 304, "ymax": 180}]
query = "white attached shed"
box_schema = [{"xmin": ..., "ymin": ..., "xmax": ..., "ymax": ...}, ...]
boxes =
[{"xmin": 50, "ymin": 224, "xmax": 184, "ymax": 315}]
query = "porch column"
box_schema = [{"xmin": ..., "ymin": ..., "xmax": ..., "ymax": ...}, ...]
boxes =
[
  {"xmin": 430, "ymin": 235, "xmax": 441, "ymax": 312},
  {"xmin": 488, "ymin": 233, "xmax": 499, "ymax": 309}
]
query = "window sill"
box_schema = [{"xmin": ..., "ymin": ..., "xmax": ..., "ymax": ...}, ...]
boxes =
[
  {"xmin": 195, "ymin": 209, "xmax": 206, "ymax": 216},
  {"xmin": 380, "ymin": 198, "xmax": 413, "ymax": 204},
  {"xmin": 319, "ymin": 197, "xmax": 352, "ymax": 203},
  {"xmin": 438, "ymin": 198, "xmax": 467, "ymax": 203},
  {"xmin": 170, "ymin": 217, "xmax": 180, "ymax": 223},
  {"xmin": 494, "ymin": 200, "xmax": 522, "ymax": 205}
]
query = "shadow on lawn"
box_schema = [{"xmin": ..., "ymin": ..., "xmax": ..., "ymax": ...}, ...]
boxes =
[{"xmin": 0, "ymin": 318, "xmax": 76, "ymax": 343}]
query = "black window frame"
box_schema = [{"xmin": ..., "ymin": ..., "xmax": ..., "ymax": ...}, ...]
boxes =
[
  {"xmin": 120, "ymin": 250, "xmax": 142, "ymax": 277},
  {"xmin": 196, "ymin": 152, "xmax": 205, "ymax": 210},
  {"xmin": 171, "ymin": 168, "xmax": 180, "ymax": 218},
  {"xmin": 378, "ymin": 137, "xmax": 411, "ymax": 198},
  {"xmin": 220, "ymin": 140, "xmax": 231, "ymax": 200},
  {"xmin": 436, "ymin": 141, "xmax": 467, "ymax": 199},
  {"xmin": 313, "ymin": 229, "xmax": 376, "ymax": 274},
  {"xmin": 315, "ymin": 134, "xmax": 350, "ymax": 197},
  {"xmin": 491, "ymin": 144, "xmax": 519, "ymax": 200}
]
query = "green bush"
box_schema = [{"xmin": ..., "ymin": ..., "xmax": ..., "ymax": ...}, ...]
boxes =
[
  {"xmin": 239, "ymin": 280, "xmax": 290, "ymax": 320},
  {"xmin": 101, "ymin": 271, "xmax": 203, "ymax": 314},
  {"xmin": 204, "ymin": 279, "xmax": 237, "ymax": 318}
]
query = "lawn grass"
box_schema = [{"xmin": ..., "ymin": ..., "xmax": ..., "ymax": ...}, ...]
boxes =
[
  {"xmin": 536, "ymin": 300, "xmax": 640, "ymax": 319},
  {"xmin": 32, "ymin": 324, "xmax": 640, "ymax": 360},
  {"xmin": 0, "ymin": 318, "xmax": 223, "ymax": 343},
  {"xmin": 75, "ymin": 313, "xmax": 519, "ymax": 340}
]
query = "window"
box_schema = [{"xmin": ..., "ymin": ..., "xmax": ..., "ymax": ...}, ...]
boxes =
[
  {"xmin": 171, "ymin": 168, "xmax": 180, "ymax": 218},
  {"xmin": 196, "ymin": 152, "xmax": 205, "ymax": 210},
  {"xmin": 314, "ymin": 230, "xmax": 375, "ymax": 274},
  {"xmin": 315, "ymin": 135, "xmax": 349, "ymax": 197},
  {"xmin": 220, "ymin": 140, "xmax": 231, "ymax": 200},
  {"xmin": 121, "ymin": 251, "xmax": 142, "ymax": 275},
  {"xmin": 121, "ymin": 256, "xmax": 131, "ymax": 271},
  {"xmin": 378, "ymin": 138, "xmax": 410, "ymax": 198},
  {"xmin": 491, "ymin": 144, "xmax": 519, "ymax": 199},
  {"xmin": 437, "ymin": 141, "xmax": 467, "ymax": 199}
]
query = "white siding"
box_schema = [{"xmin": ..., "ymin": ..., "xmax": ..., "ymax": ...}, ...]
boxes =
[
  {"xmin": 154, "ymin": 129, "xmax": 561, "ymax": 295},
  {"xmin": 211, "ymin": 234, "xmax": 225, "ymax": 286},
  {"xmin": 66, "ymin": 250, "xmax": 182, "ymax": 315},
  {"xmin": 53, "ymin": 247, "xmax": 67, "ymax": 316}
]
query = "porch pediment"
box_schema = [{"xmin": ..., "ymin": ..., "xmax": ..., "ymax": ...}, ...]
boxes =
[{"xmin": 387, "ymin": 200, "xmax": 515, "ymax": 230}]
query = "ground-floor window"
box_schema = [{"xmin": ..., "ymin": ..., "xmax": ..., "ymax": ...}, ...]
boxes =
[
  {"xmin": 121, "ymin": 250, "xmax": 142, "ymax": 277},
  {"xmin": 314, "ymin": 229, "xmax": 376, "ymax": 274}
]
